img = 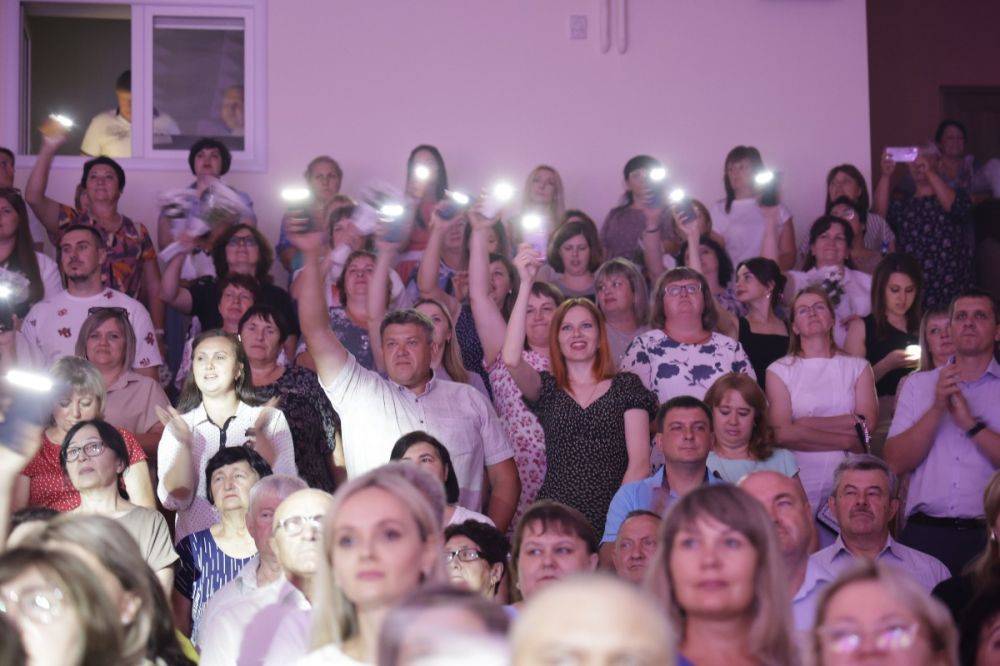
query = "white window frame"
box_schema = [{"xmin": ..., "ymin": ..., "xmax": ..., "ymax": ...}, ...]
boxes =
[{"xmin": 0, "ymin": 0, "xmax": 267, "ymax": 172}]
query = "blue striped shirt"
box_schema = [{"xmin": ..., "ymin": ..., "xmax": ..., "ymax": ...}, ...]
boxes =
[{"xmin": 175, "ymin": 529, "xmax": 254, "ymax": 645}]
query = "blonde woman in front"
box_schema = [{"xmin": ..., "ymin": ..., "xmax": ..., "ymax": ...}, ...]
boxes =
[{"xmin": 295, "ymin": 463, "xmax": 447, "ymax": 665}]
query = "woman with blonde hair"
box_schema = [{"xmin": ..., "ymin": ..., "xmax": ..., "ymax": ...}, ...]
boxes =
[
  {"xmin": 646, "ymin": 484, "xmax": 798, "ymax": 666},
  {"xmin": 503, "ymin": 246, "xmax": 657, "ymax": 535},
  {"xmin": 594, "ymin": 257, "xmax": 650, "ymax": 367},
  {"xmin": 704, "ymin": 373, "xmax": 798, "ymax": 483},
  {"xmin": 297, "ymin": 463, "xmax": 447, "ymax": 664},
  {"xmin": 508, "ymin": 164, "xmax": 566, "ymax": 254},
  {"xmin": 765, "ymin": 286, "xmax": 877, "ymax": 515},
  {"xmin": 812, "ymin": 561, "xmax": 958, "ymax": 666}
]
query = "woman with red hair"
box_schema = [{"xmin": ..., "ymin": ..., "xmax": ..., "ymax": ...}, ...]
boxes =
[{"xmin": 502, "ymin": 244, "xmax": 657, "ymax": 535}]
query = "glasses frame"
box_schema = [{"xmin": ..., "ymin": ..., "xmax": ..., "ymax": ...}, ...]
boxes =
[
  {"xmin": 444, "ymin": 547, "xmax": 485, "ymax": 564},
  {"xmin": 0, "ymin": 585, "xmax": 64, "ymax": 625},
  {"xmin": 64, "ymin": 440, "xmax": 106, "ymax": 463},
  {"xmin": 275, "ymin": 514, "xmax": 324, "ymax": 537}
]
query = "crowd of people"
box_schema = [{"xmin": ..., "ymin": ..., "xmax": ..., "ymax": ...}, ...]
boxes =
[{"xmin": 0, "ymin": 115, "xmax": 997, "ymax": 666}]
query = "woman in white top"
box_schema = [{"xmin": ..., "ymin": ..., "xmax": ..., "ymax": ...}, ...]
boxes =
[
  {"xmin": 297, "ymin": 464, "xmax": 447, "ymax": 665},
  {"xmin": 390, "ymin": 431, "xmax": 494, "ymax": 528},
  {"xmin": 785, "ymin": 215, "xmax": 871, "ymax": 350},
  {"xmin": 621, "ymin": 267, "xmax": 754, "ymax": 403},
  {"xmin": 156, "ymin": 329, "xmax": 296, "ymax": 542},
  {"xmin": 708, "ymin": 145, "xmax": 796, "ymax": 270},
  {"xmin": 766, "ymin": 286, "xmax": 877, "ymax": 516},
  {"xmin": 0, "ymin": 189, "xmax": 61, "ymax": 314}
]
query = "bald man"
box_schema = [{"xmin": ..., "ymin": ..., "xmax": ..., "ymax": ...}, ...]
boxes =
[
  {"xmin": 511, "ymin": 574, "xmax": 676, "ymax": 666},
  {"xmin": 224, "ymin": 488, "xmax": 335, "ymax": 666},
  {"xmin": 738, "ymin": 471, "xmax": 824, "ymax": 630}
]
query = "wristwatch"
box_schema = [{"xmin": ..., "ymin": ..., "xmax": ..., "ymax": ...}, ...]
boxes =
[{"xmin": 966, "ymin": 421, "xmax": 987, "ymax": 438}]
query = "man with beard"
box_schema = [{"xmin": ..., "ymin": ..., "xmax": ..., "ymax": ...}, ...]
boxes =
[
  {"xmin": 226, "ymin": 488, "xmax": 335, "ymax": 665},
  {"xmin": 739, "ymin": 470, "xmax": 824, "ymax": 630},
  {"xmin": 810, "ymin": 455, "xmax": 948, "ymax": 592},
  {"xmin": 16, "ymin": 224, "xmax": 162, "ymax": 374}
]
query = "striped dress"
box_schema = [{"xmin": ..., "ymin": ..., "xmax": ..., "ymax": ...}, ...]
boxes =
[{"xmin": 175, "ymin": 529, "xmax": 254, "ymax": 645}]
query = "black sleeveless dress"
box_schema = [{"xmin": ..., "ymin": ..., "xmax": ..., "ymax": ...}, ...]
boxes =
[{"xmin": 738, "ymin": 317, "xmax": 789, "ymax": 388}]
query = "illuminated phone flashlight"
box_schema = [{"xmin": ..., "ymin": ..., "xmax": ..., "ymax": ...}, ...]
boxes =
[
  {"xmin": 480, "ymin": 181, "xmax": 516, "ymax": 219},
  {"xmin": 413, "ymin": 164, "xmax": 431, "ymax": 182},
  {"xmin": 904, "ymin": 344, "xmax": 922, "ymax": 361},
  {"xmin": 379, "ymin": 202, "xmax": 406, "ymax": 219},
  {"xmin": 280, "ymin": 187, "xmax": 311, "ymax": 204},
  {"xmin": 0, "ymin": 285, "xmax": 12, "ymax": 300},
  {"xmin": 521, "ymin": 213, "xmax": 543, "ymax": 231},
  {"xmin": 649, "ymin": 166, "xmax": 667, "ymax": 183},
  {"xmin": 446, "ymin": 190, "xmax": 470, "ymax": 206},
  {"xmin": 668, "ymin": 188, "xmax": 686, "ymax": 204},
  {"xmin": 5, "ymin": 369, "xmax": 54, "ymax": 393},
  {"xmin": 49, "ymin": 113, "xmax": 74, "ymax": 129},
  {"xmin": 754, "ymin": 170, "xmax": 775, "ymax": 187}
]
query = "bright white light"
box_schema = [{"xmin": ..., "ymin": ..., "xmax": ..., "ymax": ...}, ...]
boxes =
[
  {"xmin": 521, "ymin": 213, "xmax": 542, "ymax": 231},
  {"xmin": 649, "ymin": 167, "xmax": 667, "ymax": 182},
  {"xmin": 380, "ymin": 203, "xmax": 405, "ymax": 218},
  {"xmin": 414, "ymin": 164, "xmax": 431, "ymax": 182},
  {"xmin": 49, "ymin": 113, "xmax": 74, "ymax": 128},
  {"xmin": 448, "ymin": 191, "xmax": 470, "ymax": 205},
  {"xmin": 492, "ymin": 182, "xmax": 515, "ymax": 203},
  {"xmin": 5, "ymin": 369, "xmax": 54, "ymax": 393},
  {"xmin": 280, "ymin": 187, "xmax": 311, "ymax": 203},
  {"xmin": 905, "ymin": 344, "xmax": 922, "ymax": 361},
  {"xmin": 0, "ymin": 285, "xmax": 11, "ymax": 299},
  {"xmin": 668, "ymin": 188, "xmax": 686, "ymax": 204},
  {"xmin": 754, "ymin": 170, "xmax": 775, "ymax": 186}
]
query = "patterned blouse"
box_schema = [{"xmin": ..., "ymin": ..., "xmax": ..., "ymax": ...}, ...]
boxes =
[
  {"xmin": 254, "ymin": 366, "xmax": 340, "ymax": 493},
  {"xmin": 487, "ymin": 350, "xmax": 550, "ymax": 531},
  {"xmin": 621, "ymin": 329, "xmax": 755, "ymax": 403},
  {"xmin": 55, "ymin": 205, "xmax": 157, "ymax": 299},
  {"xmin": 887, "ymin": 190, "xmax": 974, "ymax": 310}
]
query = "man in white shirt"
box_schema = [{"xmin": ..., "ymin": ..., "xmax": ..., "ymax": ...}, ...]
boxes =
[
  {"xmin": 252, "ymin": 489, "xmax": 335, "ymax": 666},
  {"xmin": 17, "ymin": 224, "xmax": 162, "ymax": 374},
  {"xmin": 290, "ymin": 223, "xmax": 520, "ymax": 532},
  {"xmin": 198, "ymin": 475, "xmax": 307, "ymax": 664},
  {"xmin": 810, "ymin": 455, "xmax": 950, "ymax": 592},
  {"xmin": 739, "ymin": 470, "xmax": 824, "ymax": 631},
  {"xmin": 80, "ymin": 70, "xmax": 179, "ymax": 158}
]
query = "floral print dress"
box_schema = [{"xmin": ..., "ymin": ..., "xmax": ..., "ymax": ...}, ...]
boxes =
[{"xmin": 487, "ymin": 350, "xmax": 550, "ymax": 531}]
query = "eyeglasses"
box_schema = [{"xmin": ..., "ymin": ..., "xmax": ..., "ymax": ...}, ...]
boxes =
[
  {"xmin": 665, "ymin": 283, "xmax": 701, "ymax": 297},
  {"xmin": 64, "ymin": 440, "xmax": 106, "ymax": 462},
  {"xmin": 794, "ymin": 302, "xmax": 830, "ymax": 318},
  {"xmin": 87, "ymin": 306, "xmax": 128, "ymax": 317},
  {"xmin": 0, "ymin": 586, "xmax": 64, "ymax": 624},
  {"xmin": 227, "ymin": 235, "xmax": 258, "ymax": 248},
  {"xmin": 816, "ymin": 622, "xmax": 920, "ymax": 654},
  {"xmin": 275, "ymin": 514, "xmax": 324, "ymax": 536},
  {"xmin": 444, "ymin": 548, "xmax": 485, "ymax": 564}
]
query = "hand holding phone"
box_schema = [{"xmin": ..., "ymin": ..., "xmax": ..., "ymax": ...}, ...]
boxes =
[{"xmin": 885, "ymin": 147, "xmax": 919, "ymax": 163}]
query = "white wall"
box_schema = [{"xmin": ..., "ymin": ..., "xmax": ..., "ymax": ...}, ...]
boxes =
[{"xmin": 4, "ymin": 0, "xmax": 871, "ymax": 280}]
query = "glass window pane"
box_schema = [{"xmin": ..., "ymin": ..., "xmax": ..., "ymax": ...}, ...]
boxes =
[
  {"xmin": 21, "ymin": 2, "xmax": 131, "ymax": 156},
  {"xmin": 152, "ymin": 15, "xmax": 245, "ymax": 152}
]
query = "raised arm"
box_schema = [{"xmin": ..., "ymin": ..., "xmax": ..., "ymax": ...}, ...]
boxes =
[
  {"xmin": 367, "ymin": 236, "xmax": 401, "ymax": 373},
  {"xmin": 924, "ymin": 161, "xmax": 957, "ymax": 212},
  {"xmin": 468, "ymin": 203, "xmax": 508, "ymax": 364},
  {"xmin": 291, "ymin": 220, "xmax": 348, "ymax": 385},
  {"xmin": 159, "ymin": 244, "xmax": 194, "ymax": 314},
  {"xmin": 501, "ymin": 245, "xmax": 544, "ymax": 402},
  {"xmin": 416, "ymin": 205, "xmax": 459, "ymax": 314},
  {"xmin": 24, "ymin": 121, "xmax": 71, "ymax": 235},
  {"xmin": 777, "ymin": 216, "xmax": 796, "ymax": 271},
  {"xmin": 156, "ymin": 406, "xmax": 197, "ymax": 509},
  {"xmin": 873, "ymin": 150, "xmax": 894, "ymax": 219},
  {"xmin": 759, "ymin": 205, "xmax": 781, "ymax": 262}
]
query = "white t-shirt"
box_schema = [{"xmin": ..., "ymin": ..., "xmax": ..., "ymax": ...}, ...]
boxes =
[
  {"xmin": 17, "ymin": 287, "xmax": 162, "ymax": 370},
  {"xmin": 766, "ymin": 354, "xmax": 870, "ymax": 512},
  {"xmin": 80, "ymin": 109, "xmax": 181, "ymax": 158},
  {"xmin": 708, "ymin": 197, "xmax": 792, "ymax": 266},
  {"xmin": 36, "ymin": 252, "xmax": 63, "ymax": 298}
]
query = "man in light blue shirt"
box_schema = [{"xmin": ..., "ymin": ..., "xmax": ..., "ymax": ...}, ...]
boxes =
[
  {"xmin": 885, "ymin": 289, "xmax": 1000, "ymax": 574},
  {"xmin": 600, "ymin": 396, "xmax": 724, "ymax": 565},
  {"xmin": 810, "ymin": 455, "xmax": 949, "ymax": 592}
]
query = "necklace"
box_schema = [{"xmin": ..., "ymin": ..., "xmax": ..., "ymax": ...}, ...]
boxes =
[{"xmin": 570, "ymin": 378, "xmax": 603, "ymax": 408}]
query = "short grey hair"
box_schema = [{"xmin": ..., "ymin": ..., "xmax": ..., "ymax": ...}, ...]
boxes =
[
  {"xmin": 248, "ymin": 474, "xmax": 308, "ymax": 517},
  {"xmin": 50, "ymin": 356, "xmax": 107, "ymax": 415},
  {"xmin": 832, "ymin": 454, "xmax": 897, "ymax": 497}
]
